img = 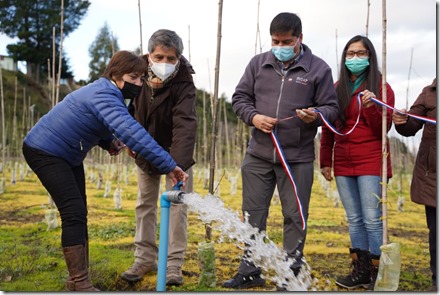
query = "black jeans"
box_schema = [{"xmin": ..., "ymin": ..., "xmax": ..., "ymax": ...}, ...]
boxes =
[
  {"xmin": 426, "ymin": 205, "xmax": 437, "ymax": 285},
  {"xmin": 23, "ymin": 143, "xmax": 88, "ymax": 247}
]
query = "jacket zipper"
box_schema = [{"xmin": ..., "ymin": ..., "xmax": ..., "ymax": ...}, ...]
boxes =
[{"xmin": 273, "ymin": 75, "xmax": 285, "ymax": 163}]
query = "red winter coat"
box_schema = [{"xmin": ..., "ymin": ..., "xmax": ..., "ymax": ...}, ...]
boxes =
[{"xmin": 320, "ymin": 83, "xmax": 394, "ymax": 177}]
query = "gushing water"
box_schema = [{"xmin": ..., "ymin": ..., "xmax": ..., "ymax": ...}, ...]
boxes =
[{"xmin": 182, "ymin": 192, "xmax": 317, "ymax": 291}]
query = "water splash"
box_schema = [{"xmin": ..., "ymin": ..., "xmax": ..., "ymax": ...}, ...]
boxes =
[{"xmin": 182, "ymin": 192, "xmax": 316, "ymax": 291}]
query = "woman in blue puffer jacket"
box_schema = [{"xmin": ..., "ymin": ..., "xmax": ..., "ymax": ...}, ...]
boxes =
[{"xmin": 22, "ymin": 50, "xmax": 188, "ymax": 291}]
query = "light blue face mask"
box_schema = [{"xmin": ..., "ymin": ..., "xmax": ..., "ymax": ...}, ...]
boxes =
[
  {"xmin": 271, "ymin": 38, "xmax": 300, "ymax": 62},
  {"xmin": 272, "ymin": 46, "xmax": 295, "ymax": 62},
  {"xmin": 345, "ymin": 57, "xmax": 370, "ymax": 75}
]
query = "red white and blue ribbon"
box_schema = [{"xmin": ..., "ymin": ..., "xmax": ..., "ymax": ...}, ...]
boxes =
[
  {"xmin": 314, "ymin": 93, "xmax": 362, "ymax": 136},
  {"xmin": 270, "ymin": 131, "xmax": 306, "ymax": 230},
  {"xmin": 270, "ymin": 92, "xmax": 435, "ymax": 232},
  {"xmin": 370, "ymin": 97, "xmax": 436, "ymax": 125}
]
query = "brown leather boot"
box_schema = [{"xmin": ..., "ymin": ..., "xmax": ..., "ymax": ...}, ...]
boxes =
[
  {"xmin": 63, "ymin": 244, "xmax": 99, "ymax": 291},
  {"xmin": 84, "ymin": 240, "xmax": 89, "ymax": 268},
  {"xmin": 84, "ymin": 240, "xmax": 93, "ymax": 283}
]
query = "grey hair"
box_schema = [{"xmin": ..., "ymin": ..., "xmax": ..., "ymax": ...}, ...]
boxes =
[{"xmin": 147, "ymin": 29, "xmax": 184, "ymax": 57}]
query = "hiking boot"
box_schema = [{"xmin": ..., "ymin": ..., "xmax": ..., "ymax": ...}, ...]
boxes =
[
  {"xmin": 222, "ymin": 272, "xmax": 265, "ymax": 289},
  {"xmin": 335, "ymin": 248, "xmax": 371, "ymax": 290},
  {"xmin": 166, "ymin": 265, "xmax": 183, "ymax": 286},
  {"xmin": 367, "ymin": 254, "xmax": 380, "ymax": 290},
  {"xmin": 121, "ymin": 262, "xmax": 157, "ymax": 282}
]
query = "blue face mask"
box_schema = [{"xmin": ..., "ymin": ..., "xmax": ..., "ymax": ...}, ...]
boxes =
[
  {"xmin": 345, "ymin": 57, "xmax": 370, "ymax": 75},
  {"xmin": 272, "ymin": 46, "xmax": 295, "ymax": 62},
  {"xmin": 271, "ymin": 38, "xmax": 300, "ymax": 62}
]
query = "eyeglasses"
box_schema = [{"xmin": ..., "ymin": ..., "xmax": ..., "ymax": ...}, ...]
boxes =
[{"xmin": 345, "ymin": 50, "xmax": 369, "ymax": 59}]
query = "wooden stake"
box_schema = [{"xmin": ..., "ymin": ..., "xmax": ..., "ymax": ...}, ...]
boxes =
[
  {"xmin": 0, "ymin": 65, "xmax": 5, "ymax": 178},
  {"xmin": 206, "ymin": 0, "xmax": 224, "ymax": 242},
  {"xmin": 138, "ymin": 0, "xmax": 143, "ymax": 54},
  {"xmin": 55, "ymin": 0, "xmax": 65, "ymax": 105},
  {"xmin": 381, "ymin": 0, "xmax": 388, "ymax": 247},
  {"xmin": 366, "ymin": 0, "xmax": 371, "ymax": 36}
]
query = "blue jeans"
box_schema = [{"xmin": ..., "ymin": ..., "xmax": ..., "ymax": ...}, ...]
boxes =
[{"xmin": 335, "ymin": 175, "xmax": 383, "ymax": 255}]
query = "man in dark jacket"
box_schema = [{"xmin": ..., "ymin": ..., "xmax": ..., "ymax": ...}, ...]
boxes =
[
  {"xmin": 222, "ymin": 12, "xmax": 339, "ymax": 290},
  {"xmin": 392, "ymin": 78, "xmax": 436, "ymax": 291},
  {"xmin": 121, "ymin": 29, "xmax": 197, "ymax": 286}
]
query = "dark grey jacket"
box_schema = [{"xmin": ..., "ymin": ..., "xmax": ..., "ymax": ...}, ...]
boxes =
[{"xmin": 232, "ymin": 44, "xmax": 339, "ymax": 163}]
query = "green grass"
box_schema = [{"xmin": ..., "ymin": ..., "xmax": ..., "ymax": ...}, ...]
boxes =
[{"xmin": 0, "ymin": 160, "xmax": 432, "ymax": 291}]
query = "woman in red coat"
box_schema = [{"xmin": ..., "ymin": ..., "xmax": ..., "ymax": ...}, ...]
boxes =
[{"xmin": 319, "ymin": 35, "xmax": 395, "ymax": 290}]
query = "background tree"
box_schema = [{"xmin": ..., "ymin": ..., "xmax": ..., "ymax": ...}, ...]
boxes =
[
  {"xmin": 88, "ymin": 22, "xmax": 120, "ymax": 82},
  {"xmin": 0, "ymin": 0, "xmax": 90, "ymax": 82}
]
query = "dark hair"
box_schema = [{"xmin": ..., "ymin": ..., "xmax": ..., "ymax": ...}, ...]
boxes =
[
  {"xmin": 336, "ymin": 35, "xmax": 381, "ymax": 125},
  {"xmin": 148, "ymin": 29, "xmax": 184, "ymax": 57},
  {"xmin": 269, "ymin": 12, "xmax": 302, "ymax": 37},
  {"xmin": 102, "ymin": 50, "xmax": 147, "ymax": 80}
]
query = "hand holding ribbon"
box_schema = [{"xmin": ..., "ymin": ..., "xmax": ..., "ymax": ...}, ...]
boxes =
[
  {"xmin": 296, "ymin": 108, "xmax": 318, "ymax": 124},
  {"xmin": 252, "ymin": 114, "xmax": 278, "ymax": 133},
  {"xmin": 392, "ymin": 109, "xmax": 409, "ymax": 125},
  {"xmin": 371, "ymin": 97, "xmax": 436, "ymax": 125}
]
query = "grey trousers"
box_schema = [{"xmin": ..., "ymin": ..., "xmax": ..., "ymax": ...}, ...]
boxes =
[
  {"xmin": 133, "ymin": 166, "xmax": 193, "ymax": 267},
  {"xmin": 238, "ymin": 154, "xmax": 313, "ymax": 276}
]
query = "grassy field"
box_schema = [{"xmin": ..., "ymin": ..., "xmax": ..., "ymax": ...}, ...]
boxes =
[{"xmin": 0, "ymin": 157, "xmax": 432, "ymax": 291}]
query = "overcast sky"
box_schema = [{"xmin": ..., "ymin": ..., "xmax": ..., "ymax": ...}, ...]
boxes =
[{"xmin": 0, "ymin": 0, "xmax": 436, "ymax": 111}]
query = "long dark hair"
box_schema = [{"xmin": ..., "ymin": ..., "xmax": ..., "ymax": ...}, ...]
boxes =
[{"xmin": 336, "ymin": 35, "xmax": 381, "ymax": 126}]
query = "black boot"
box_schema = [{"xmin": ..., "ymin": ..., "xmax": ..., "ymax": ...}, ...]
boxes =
[
  {"xmin": 367, "ymin": 253, "xmax": 380, "ymax": 290},
  {"xmin": 336, "ymin": 248, "xmax": 371, "ymax": 289},
  {"xmin": 222, "ymin": 271, "xmax": 265, "ymax": 289},
  {"xmin": 63, "ymin": 244, "xmax": 100, "ymax": 291}
]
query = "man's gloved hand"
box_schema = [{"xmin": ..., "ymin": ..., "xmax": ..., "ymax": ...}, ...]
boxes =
[{"xmin": 108, "ymin": 139, "xmax": 126, "ymax": 156}]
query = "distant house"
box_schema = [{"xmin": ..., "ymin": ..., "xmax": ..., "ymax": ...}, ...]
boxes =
[{"xmin": 0, "ymin": 55, "xmax": 17, "ymax": 71}]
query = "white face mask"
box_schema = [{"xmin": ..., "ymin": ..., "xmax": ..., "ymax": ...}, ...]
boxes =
[{"xmin": 149, "ymin": 58, "xmax": 178, "ymax": 81}]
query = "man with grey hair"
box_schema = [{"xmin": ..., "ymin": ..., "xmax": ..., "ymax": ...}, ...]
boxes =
[{"xmin": 121, "ymin": 29, "xmax": 197, "ymax": 286}]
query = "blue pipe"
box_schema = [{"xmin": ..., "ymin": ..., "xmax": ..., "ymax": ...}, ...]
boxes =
[{"xmin": 156, "ymin": 182, "xmax": 184, "ymax": 291}]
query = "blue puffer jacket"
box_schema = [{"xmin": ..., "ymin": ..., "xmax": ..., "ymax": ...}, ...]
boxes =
[{"xmin": 24, "ymin": 78, "xmax": 176, "ymax": 173}]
